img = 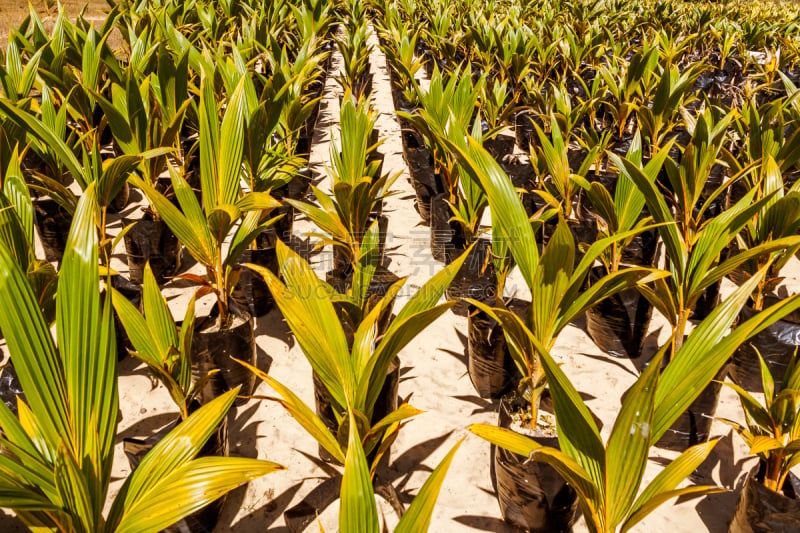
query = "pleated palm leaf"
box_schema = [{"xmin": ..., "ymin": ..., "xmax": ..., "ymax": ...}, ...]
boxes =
[
  {"xmin": 0, "ymin": 147, "xmax": 57, "ymax": 322},
  {"xmin": 0, "ymin": 185, "xmax": 283, "ymax": 532},
  {"xmin": 337, "ymin": 408, "xmax": 463, "ymax": 532}
]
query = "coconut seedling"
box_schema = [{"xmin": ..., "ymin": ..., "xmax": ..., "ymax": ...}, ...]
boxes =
[
  {"xmin": 0, "ymin": 95, "xmax": 170, "ymax": 267},
  {"xmin": 735, "ymin": 155, "xmax": 800, "ymax": 311},
  {"xmin": 112, "ymin": 263, "xmax": 202, "ymax": 421},
  {"xmin": 334, "ymin": 17, "xmax": 373, "ymax": 100},
  {"xmin": 0, "ymin": 185, "xmax": 283, "ymax": 532},
  {"xmin": 265, "ymin": 37, "xmax": 327, "ymax": 154},
  {"xmin": 575, "ymin": 133, "xmax": 666, "ymax": 358},
  {"xmin": 728, "ymin": 345, "xmax": 800, "ymax": 484},
  {"xmin": 470, "ymin": 264, "xmax": 800, "ymax": 533},
  {"xmin": 91, "ymin": 53, "xmax": 192, "ymax": 283},
  {"xmin": 9, "ymin": 85, "xmax": 70, "ymax": 183},
  {"xmin": 420, "ymin": 3, "xmax": 464, "ymax": 72},
  {"xmin": 598, "ymin": 42, "xmax": 658, "ymax": 142},
  {"xmin": 613, "ymin": 108, "xmax": 800, "ymax": 357},
  {"xmin": 400, "ymin": 66, "xmax": 483, "ymax": 201},
  {"xmin": 111, "ymin": 261, "xmax": 242, "ymax": 529},
  {"xmin": 239, "ymin": 239, "xmax": 469, "ymax": 474},
  {"xmin": 726, "ymin": 137, "xmax": 800, "ymax": 388},
  {"xmin": 636, "ymin": 61, "xmax": 705, "ymax": 156},
  {"xmin": 400, "ymin": 68, "xmax": 494, "ymax": 261},
  {"xmin": 288, "ymin": 94, "xmax": 395, "ymax": 269},
  {"xmin": 291, "ymin": 0, "xmax": 335, "ymax": 48},
  {"xmin": 479, "ymin": 78, "xmax": 518, "ymax": 146},
  {"xmin": 0, "ymin": 40, "xmax": 43, "ymax": 103},
  {"xmin": 94, "ymin": 46, "xmax": 191, "ymax": 190},
  {"xmin": 447, "ymin": 121, "xmax": 661, "ymax": 424},
  {"xmin": 723, "ymin": 348, "xmax": 800, "ymax": 531},
  {"xmin": 439, "ymin": 128, "xmax": 662, "ymax": 530},
  {"xmin": 133, "ymin": 75, "xmax": 281, "ymax": 403},
  {"xmin": 493, "ymin": 22, "xmax": 534, "ymax": 97},
  {"xmin": 529, "ymin": 113, "xmax": 603, "ymax": 230},
  {"xmin": 377, "ymin": 21, "xmax": 424, "ymax": 109}
]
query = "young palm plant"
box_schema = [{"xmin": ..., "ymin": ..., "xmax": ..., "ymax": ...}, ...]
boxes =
[
  {"xmin": 133, "ymin": 75, "xmax": 281, "ymax": 403},
  {"xmin": 722, "ymin": 348, "xmax": 800, "ymax": 496},
  {"xmin": 0, "ymin": 185, "xmax": 282, "ymax": 532},
  {"xmin": 447, "ymin": 134, "xmax": 661, "ymax": 424},
  {"xmin": 470, "ymin": 265, "xmax": 800, "ymax": 533},
  {"xmin": 0, "ymin": 97, "xmax": 168, "ymax": 267},
  {"xmin": 133, "ymin": 74, "xmax": 280, "ymax": 327},
  {"xmin": 612, "ymin": 109, "xmax": 800, "ymax": 356},
  {"xmin": 288, "ymin": 94, "xmax": 394, "ymax": 269},
  {"xmin": 577, "ymin": 134, "xmax": 666, "ymax": 357},
  {"xmin": 111, "ymin": 263, "xmax": 202, "ymax": 421},
  {"xmin": 238, "ymin": 239, "xmax": 469, "ymax": 474}
]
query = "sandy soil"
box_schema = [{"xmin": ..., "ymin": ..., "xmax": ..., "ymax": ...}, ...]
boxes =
[
  {"xmin": 0, "ymin": 6, "xmax": 797, "ymax": 533},
  {"xmin": 0, "ymin": 1, "xmax": 111, "ymax": 47}
]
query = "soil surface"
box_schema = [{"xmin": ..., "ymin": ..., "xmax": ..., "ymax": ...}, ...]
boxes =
[{"xmin": 0, "ymin": 1, "xmax": 111, "ymax": 46}]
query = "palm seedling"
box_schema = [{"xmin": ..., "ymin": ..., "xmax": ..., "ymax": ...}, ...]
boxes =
[
  {"xmin": 575, "ymin": 133, "xmax": 666, "ymax": 357},
  {"xmin": 95, "ymin": 46, "xmax": 191, "ymax": 192},
  {"xmin": 0, "ymin": 95, "xmax": 169, "ymax": 267},
  {"xmin": 722, "ymin": 348, "xmax": 800, "ymax": 499},
  {"xmin": 288, "ymin": 94, "xmax": 394, "ymax": 270},
  {"xmin": 479, "ymin": 77, "xmax": 518, "ymax": 158},
  {"xmin": 399, "ymin": 66, "xmax": 483, "ymax": 205},
  {"xmin": 421, "ymin": 4, "xmax": 464, "ymax": 72},
  {"xmin": 598, "ymin": 42, "xmax": 658, "ymax": 143},
  {"xmin": 334, "ymin": 18, "xmax": 373, "ymax": 100},
  {"xmin": 135, "ymin": 74, "xmax": 279, "ymax": 325},
  {"xmin": 400, "ymin": 68, "xmax": 494, "ymax": 263},
  {"xmin": 445, "ymin": 132, "xmax": 662, "ymax": 426},
  {"xmin": 239, "ymin": 239, "xmax": 469, "ymax": 475},
  {"xmin": 734, "ymin": 155, "xmax": 800, "ymax": 312},
  {"xmin": 493, "ymin": 22, "xmax": 534, "ymax": 98},
  {"xmin": 636, "ymin": 62, "xmax": 705, "ymax": 157},
  {"xmin": 112, "ymin": 263, "xmax": 202, "ymax": 421},
  {"xmin": 718, "ymin": 291, "xmax": 800, "ymax": 533},
  {"xmin": 613, "ymin": 108, "xmax": 800, "ymax": 356},
  {"xmin": 92, "ymin": 51, "xmax": 192, "ymax": 282},
  {"xmin": 133, "ymin": 75, "xmax": 281, "ymax": 402},
  {"xmin": 0, "ymin": 40, "xmax": 42, "ymax": 104},
  {"xmin": 266, "ymin": 38, "xmax": 327, "ymax": 155},
  {"xmin": 725, "ymin": 107, "xmax": 800, "ymax": 385},
  {"xmin": 470, "ymin": 256, "xmax": 800, "ymax": 533},
  {"xmin": 377, "ymin": 21, "xmax": 424, "ymax": 110},
  {"xmin": 0, "ymin": 185, "xmax": 282, "ymax": 532},
  {"xmin": 529, "ymin": 113, "xmax": 604, "ymax": 234},
  {"xmin": 577, "ymin": 133, "xmax": 663, "ymax": 273},
  {"xmin": 111, "ymin": 262, "xmax": 241, "ymax": 529}
]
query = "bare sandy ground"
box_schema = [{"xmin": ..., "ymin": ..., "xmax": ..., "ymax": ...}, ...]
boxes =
[
  {"xmin": 0, "ymin": 6, "xmax": 797, "ymax": 533},
  {"xmin": 0, "ymin": 1, "xmax": 113, "ymax": 47}
]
